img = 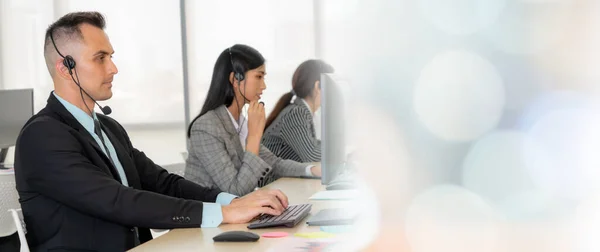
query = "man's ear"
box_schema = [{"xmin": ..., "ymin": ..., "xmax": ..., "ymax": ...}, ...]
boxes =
[{"xmin": 55, "ymin": 58, "xmax": 72, "ymax": 81}]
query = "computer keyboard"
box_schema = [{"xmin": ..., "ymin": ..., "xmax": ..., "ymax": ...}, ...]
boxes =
[{"xmin": 247, "ymin": 204, "xmax": 312, "ymax": 229}]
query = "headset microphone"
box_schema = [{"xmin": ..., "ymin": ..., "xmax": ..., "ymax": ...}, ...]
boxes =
[
  {"xmin": 73, "ymin": 75, "xmax": 112, "ymax": 115},
  {"xmin": 100, "ymin": 104, "xmax": 112, "ymax": 115}
]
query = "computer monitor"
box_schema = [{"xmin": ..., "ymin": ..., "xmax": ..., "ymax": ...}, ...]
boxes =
[
  {"xmin": 320, "ymin": 73, "xmax": 348, "ymax": 185},
  {"xmin": 0, "ymin": 89, "xmax": 34, "ymax": 169}
]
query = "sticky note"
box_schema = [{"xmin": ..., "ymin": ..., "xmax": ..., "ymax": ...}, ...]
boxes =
[
  {"xmin": 293, "ymin": 232, "xmax": 336, "ymax": 239},
  {"xmin": 262, "ymin": 232, "xmax": 289, "ymax": 238}
]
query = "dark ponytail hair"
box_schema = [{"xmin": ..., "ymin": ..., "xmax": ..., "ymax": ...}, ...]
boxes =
[
  {"xmin": 265, "ymin": 59, "xmax": 334, "ymax": 130},
  {"xmin": 187, "ymin": 44, "xmax": 265, "ymax": 137}
]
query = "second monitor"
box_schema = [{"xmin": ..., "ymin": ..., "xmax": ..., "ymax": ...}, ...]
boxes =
[
  {"xmin": 0, "ymin": 88, "xmax": 34, "ymax": 169},
  {"xmin": 320, "ymin": 73, "xmax": 352, "ymax": 186}
]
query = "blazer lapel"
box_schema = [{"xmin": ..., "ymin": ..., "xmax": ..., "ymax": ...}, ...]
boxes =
[
  {"xmin": 101, "ymin": 125, "xmax": 142, "ymax": 189},
  {"xmin": 46, "ymin": 93, "xmax": 121, "ymax": 181},
  {"xmin": 215, "ymin": 106, "xmax": 245, "ymax": 162}
]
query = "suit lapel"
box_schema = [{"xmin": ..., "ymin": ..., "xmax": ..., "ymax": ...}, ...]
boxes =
[
  {"xmin": 81, "ymin": 128, "xmax": 122, "ymax": 182},
  {"xmin": 46, "ymin": 93, "xmax": 121, "ymax": 181},
  {"xmin": 215, "ymin": 106, "xmax": 245, "ymax": 163},
  {"xmin": 100, "ymin": 124, "xmax": 142, "ymax": 189}
]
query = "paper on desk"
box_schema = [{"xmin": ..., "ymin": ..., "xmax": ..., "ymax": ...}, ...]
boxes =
[{"xmin": 308, "ymin": 190, "xmax": 358, "ymax": 200}]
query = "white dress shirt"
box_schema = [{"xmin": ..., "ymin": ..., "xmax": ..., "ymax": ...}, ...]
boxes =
[{"xmin": 226, "ymin": 108, "xmax": 314, "ymax": 177}]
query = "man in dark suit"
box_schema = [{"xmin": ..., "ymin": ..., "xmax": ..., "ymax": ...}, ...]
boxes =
[{"xmin": 14, "ymin": 11, "xmax": 289, "ymax": 252}]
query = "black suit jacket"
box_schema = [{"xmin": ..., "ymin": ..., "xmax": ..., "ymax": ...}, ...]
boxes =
[{"xmin": 14, "ymin": 93, "xmax": 222, "ymax": 252}]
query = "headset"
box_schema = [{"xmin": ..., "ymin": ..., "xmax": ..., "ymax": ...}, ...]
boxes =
[
  {"xmin": 49, "ymin": 30, "xmax": 112, "ymax": 115},
  {"xmin": 229, "ymin": 47, "xmax": 245, "ymax": 83},
  {"xmin": 228, "ymin": 47, "xmax": 253, "ymax": 135},
  {"xmin": 228, "ymin": 47, "xmax": 266, "ymax": 137}
]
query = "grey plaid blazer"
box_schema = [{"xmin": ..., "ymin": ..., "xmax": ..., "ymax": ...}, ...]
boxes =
[{"xmin": 184, "ymin": 105, "xmax": 308, "ymax": 196}]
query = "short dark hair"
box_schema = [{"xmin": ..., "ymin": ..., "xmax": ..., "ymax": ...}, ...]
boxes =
[{"xmin": 44, "ymin": 11, "xmax": 106, "ymax": 55}]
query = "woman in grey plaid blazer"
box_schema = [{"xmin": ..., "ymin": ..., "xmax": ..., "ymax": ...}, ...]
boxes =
[
  {"xmin": 263, "ymin": 60, "xmax": 334, "ymax": 163},
  {"xmin": 185, "ymin": 45, "xmax": 321, "ymax": 196}
]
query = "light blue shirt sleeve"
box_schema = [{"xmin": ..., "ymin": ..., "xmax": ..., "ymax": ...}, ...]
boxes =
[
  {"xmin": 216, "ymin": 192, "xmax": 237, "ymax": 205},
  {"xmin": 200, "ymin": 192, "xmax": 238, "ymax": 228}
]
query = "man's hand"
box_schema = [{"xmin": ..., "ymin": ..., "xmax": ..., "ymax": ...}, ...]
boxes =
[{"xmin": 221, "ymin": 189, "xmax": 289, "ymax": 224}]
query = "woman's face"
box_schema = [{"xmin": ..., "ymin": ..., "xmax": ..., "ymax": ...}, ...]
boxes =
[{"xmin": 234, "ymin": 64, "xmax": 267, "ymax": 103}]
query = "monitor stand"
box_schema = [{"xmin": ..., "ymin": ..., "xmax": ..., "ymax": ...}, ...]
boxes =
[{"xmin": 0, "ymin": 148, "xmax": 9, "ymax": 169}]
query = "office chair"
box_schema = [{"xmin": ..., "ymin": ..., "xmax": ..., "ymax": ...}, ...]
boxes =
[
  {"xmin": 8, "ymin": 209, "xmax": 28, "ymax": 252},
  {"xmin": 0, "ymin": 172, "xmax": 19, "ymax": 237}
]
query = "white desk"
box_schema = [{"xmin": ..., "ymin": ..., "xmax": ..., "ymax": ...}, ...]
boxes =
[{"xmin": 130, "ymin": 178, "xmax": 344, "ymax": 252}]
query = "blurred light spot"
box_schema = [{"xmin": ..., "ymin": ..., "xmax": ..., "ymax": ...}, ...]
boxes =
[
  {"xmin": 518, "ymin": 91, "xmax": 595, "ymax": 130},
  {"xmin": 419, "ymin": 0, "xmax": 506, "ymax": 35},
  {"xmin": 350, "ymin": 104, "xmax": 410, "ymax": 206},
  {"xmin": 531, "ymin": 1, "xmax": 600, "ymax": 90},
  {"xmin": 573, "ymin": 195, "xmax": 600, "ymax": 252},
  {"xmin": 462, "ymin": 127, "xmax": 576, "ymax": 221},
  {"xmin": 405, "ymin": 184, "xmax": 500, "ymax": 252},
  {"xmin": 346, "ymin": 104, "xmax": 412, "ymax": 250},
  {"xmin": 327, "ymin": 185, "xmax": 381, "ymax": 251},
  {"xmin": 498, "ymin": 189, "xmax": 568, "ymax": 220},
  {"xmin": 462, "ymin": 131, "xmax": 536, "ymax": 203},
  {"xmin": 484, "ymin": 0, "xmax": 573, "ymax": 54},
  {"xmin": 350, "ymin": 104, "xmax": 411, "ymax": 213},
  {"xmin": 523, "ymin": 103, "xmax": 600, "ymax": 201},
  {"xmin": 414, "ymin": 50, "xmax": 505, "ymax": 142}
]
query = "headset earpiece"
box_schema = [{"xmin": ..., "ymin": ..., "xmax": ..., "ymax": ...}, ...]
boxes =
[
  {"xmin": 228, "ymin": 47, "xmax": 245, "ymax": 82},
  {"xmin": 234, "ymin": 72, "xmax": 245, "ymax": 82},
  {"xmin": 63, "ymin": 55, "xmax": 76, "ymax": 71}
]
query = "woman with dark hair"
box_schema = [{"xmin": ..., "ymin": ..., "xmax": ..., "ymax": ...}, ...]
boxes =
[
  {"xmin": 185, "ymin": 44, "xmax": 321, "ymax": 196},
  {"xmin": 262, "ymin": 59, "xmax": 334, "ymax": 162}
]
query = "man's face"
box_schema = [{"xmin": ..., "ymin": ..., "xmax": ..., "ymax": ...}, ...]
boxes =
[{"xmin": 71, "ymin": 23, "xmax": 118, "ymax": 101}]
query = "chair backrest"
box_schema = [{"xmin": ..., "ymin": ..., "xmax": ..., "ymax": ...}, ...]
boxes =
[
  {"xmin": 9, "ymin": 209, "xmax": 29, "ymax": 252},
  {"xmin": 0, "ymin": 172, "xmax": 20, "ymax": 237}
]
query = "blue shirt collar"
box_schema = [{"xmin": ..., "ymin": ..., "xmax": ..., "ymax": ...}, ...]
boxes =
[{"xmin": 53, "ymin": 91, "xmax": 98, "ymax": 134}]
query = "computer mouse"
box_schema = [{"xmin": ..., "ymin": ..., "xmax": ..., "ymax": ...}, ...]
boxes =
[{"xmin": 212, "ymin": 230, "xmax": 260, "ymax": 242}]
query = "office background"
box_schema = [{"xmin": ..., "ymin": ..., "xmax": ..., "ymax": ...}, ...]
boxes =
[
  {"xmin": 2, "ymin": 0, "xmax": 600, "ymax": 251},
  {"xmin": 0, "ymin": 0, "xmax": 358, "ymax": 165}
]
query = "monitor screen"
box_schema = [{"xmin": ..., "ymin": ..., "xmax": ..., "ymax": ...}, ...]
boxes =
[
  {"xmin": 320, "ymin": 73, "xmax": 348, "ymax": 185},
  {"xmin": 0, "ymin": 89, "xmax": 34, "ymax": 149}
]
